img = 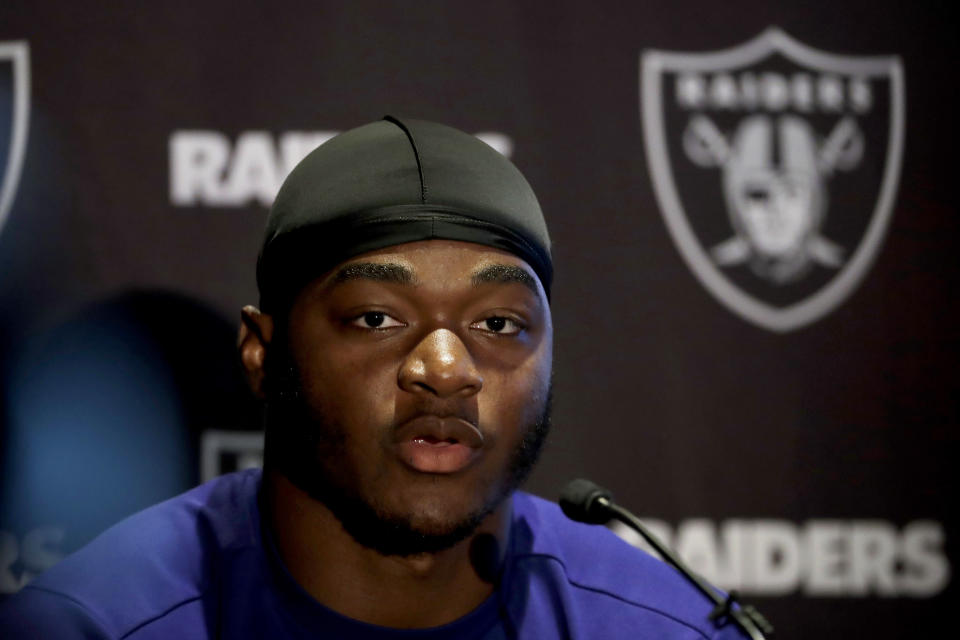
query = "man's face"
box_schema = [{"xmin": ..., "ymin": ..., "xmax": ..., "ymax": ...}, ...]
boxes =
[{"xmin": 265, "ymin": 239, "xmax": 553, "ymax": 555}]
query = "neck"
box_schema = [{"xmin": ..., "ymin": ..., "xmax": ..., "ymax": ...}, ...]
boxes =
[{"xmin": 262, "ymin": 469, "xmax": 511, "ymax": 629}]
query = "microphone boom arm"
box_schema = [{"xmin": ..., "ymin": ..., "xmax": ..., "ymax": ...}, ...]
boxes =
[{"xmin": 598, "ymin": 497, "xmax": 774, "ymax": 640}]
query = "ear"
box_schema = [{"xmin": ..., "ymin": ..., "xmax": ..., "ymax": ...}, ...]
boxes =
[{"xmin": 239, "ymin": 305, "xmax": 274, "ymax": 399}]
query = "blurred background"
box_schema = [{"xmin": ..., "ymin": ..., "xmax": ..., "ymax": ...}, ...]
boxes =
[{"xmin": 0, "ymin": 2, "xmax": 956, "ymax": 637}]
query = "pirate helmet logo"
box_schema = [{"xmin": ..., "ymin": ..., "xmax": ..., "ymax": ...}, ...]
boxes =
[
  {"xmin": 642, "ymin": 28, "xmax": 904, "ymax": 332},
  {"xmin": 0, "ymin": 41, "xmax": 30, "ymax": 240}
]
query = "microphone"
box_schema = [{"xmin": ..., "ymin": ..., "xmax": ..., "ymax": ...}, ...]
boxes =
[
  {"xmin": 559, "ymin": 478, "xmax": 614, "ymax": 524},
  {"xmin": 559, "ymin": 479, "xmax": 774, "ymax": 640}
]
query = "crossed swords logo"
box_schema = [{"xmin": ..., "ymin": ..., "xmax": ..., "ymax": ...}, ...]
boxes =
[
  {"xmin": 642, "ymin": 29, "xmax": 904, "ymax": 331},
  {"xmin": 683, "ymin": 113, "xmax": 863, "ymax": 284}
]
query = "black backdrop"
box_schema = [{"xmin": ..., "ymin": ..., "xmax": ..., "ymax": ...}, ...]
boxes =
[{"xmin": 1, "ymin": 2, "xmax": 956, "ymax": 637}]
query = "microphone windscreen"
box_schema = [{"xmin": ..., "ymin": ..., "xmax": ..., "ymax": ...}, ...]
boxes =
[{"xmin": 559, "ymin": 479, "xmax": 613, "ymax": 524}]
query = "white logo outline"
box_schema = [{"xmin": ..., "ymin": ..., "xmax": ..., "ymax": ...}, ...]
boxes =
[
  {"xmin": 0, "ymin": 41, "xmax": 30, "ymax": 240},
  {"xmin": 641, "ymin": 28, "xmax": 905, "ymax": 332}
]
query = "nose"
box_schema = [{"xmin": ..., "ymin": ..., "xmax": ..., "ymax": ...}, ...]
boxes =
[{"xmin": 398, "ymin": 329, "xmax": 483, "ymax": 398}]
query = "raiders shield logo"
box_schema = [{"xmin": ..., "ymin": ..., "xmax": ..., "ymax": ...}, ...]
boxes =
[
  {"xmin": 641, "ymin": 28, "xmax": 904, "ymax": 332},
  {"xmin": 0, "ymin": 41, "xmax": 30, "ymax": 240}
]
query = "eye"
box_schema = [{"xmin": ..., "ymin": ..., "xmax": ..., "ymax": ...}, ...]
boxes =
[
  {"xmin": 470, "ymin": 316, "xmax": 524, "ymax": 335},
  {"xmin": 350, "ymin": 311, "xmax": 405, "ymax": 330}
]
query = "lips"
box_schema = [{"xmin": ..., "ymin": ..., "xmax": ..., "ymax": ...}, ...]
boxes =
[{"xmin": 393, "ymin": 414, "xmax": 483, "ymax": 474}]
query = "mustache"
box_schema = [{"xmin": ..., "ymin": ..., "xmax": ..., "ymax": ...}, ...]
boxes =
[
  {"xmin": 393, "ymin": 398, "xmax": 479, "ymax": 425},
  {"xmin": 388, "ymin": 388, "xmax": 484, "ymax": 450}
]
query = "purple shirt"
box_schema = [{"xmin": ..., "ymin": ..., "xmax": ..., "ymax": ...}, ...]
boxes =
[{"xmin": 0, "ymin": 470, "xmax": 748, "ymax": 639}]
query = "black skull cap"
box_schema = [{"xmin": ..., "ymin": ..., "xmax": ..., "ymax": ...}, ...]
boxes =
[{"xmin": 257, "ymin": 116, "xmax": 552, "ymax": 312}]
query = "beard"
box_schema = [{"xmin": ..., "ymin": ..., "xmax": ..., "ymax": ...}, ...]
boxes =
[{"xmin": 262, "ymin": 342, "xmax": 552, "ymax": 557}]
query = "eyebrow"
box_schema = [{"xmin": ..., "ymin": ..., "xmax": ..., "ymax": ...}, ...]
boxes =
[
  {"xmin": 328, "ymin": 261, "xmax": 540, "ymax": 296},
  {"xmin": 331, "ymin": 262, "xmax": 416, "ymax": 286},
  {"xmin": 471, "ymin": 264, "xmax": 540, "ymax": 296}
]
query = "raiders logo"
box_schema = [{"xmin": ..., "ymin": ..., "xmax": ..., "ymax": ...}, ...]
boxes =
[
  {"xmin": 641, "ymin": 28, "xmax": 904, "ymax": 332},
  {"xmin": 0, "ymin": 41, "xmax": 30, "ymax": 240}
]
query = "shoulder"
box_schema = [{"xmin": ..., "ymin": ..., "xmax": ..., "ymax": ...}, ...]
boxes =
[
  {"xmin": 0, "ymin": 470, "xmax": 262, "ymax": 639},
  {"xmin": 506, "ymin": 492, "xmax": 747, "ymax": 639}
]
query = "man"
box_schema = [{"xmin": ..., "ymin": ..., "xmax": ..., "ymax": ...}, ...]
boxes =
[{"xmin": 0, "ymin": 117, "xmax": 748, "ymax": 638}]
